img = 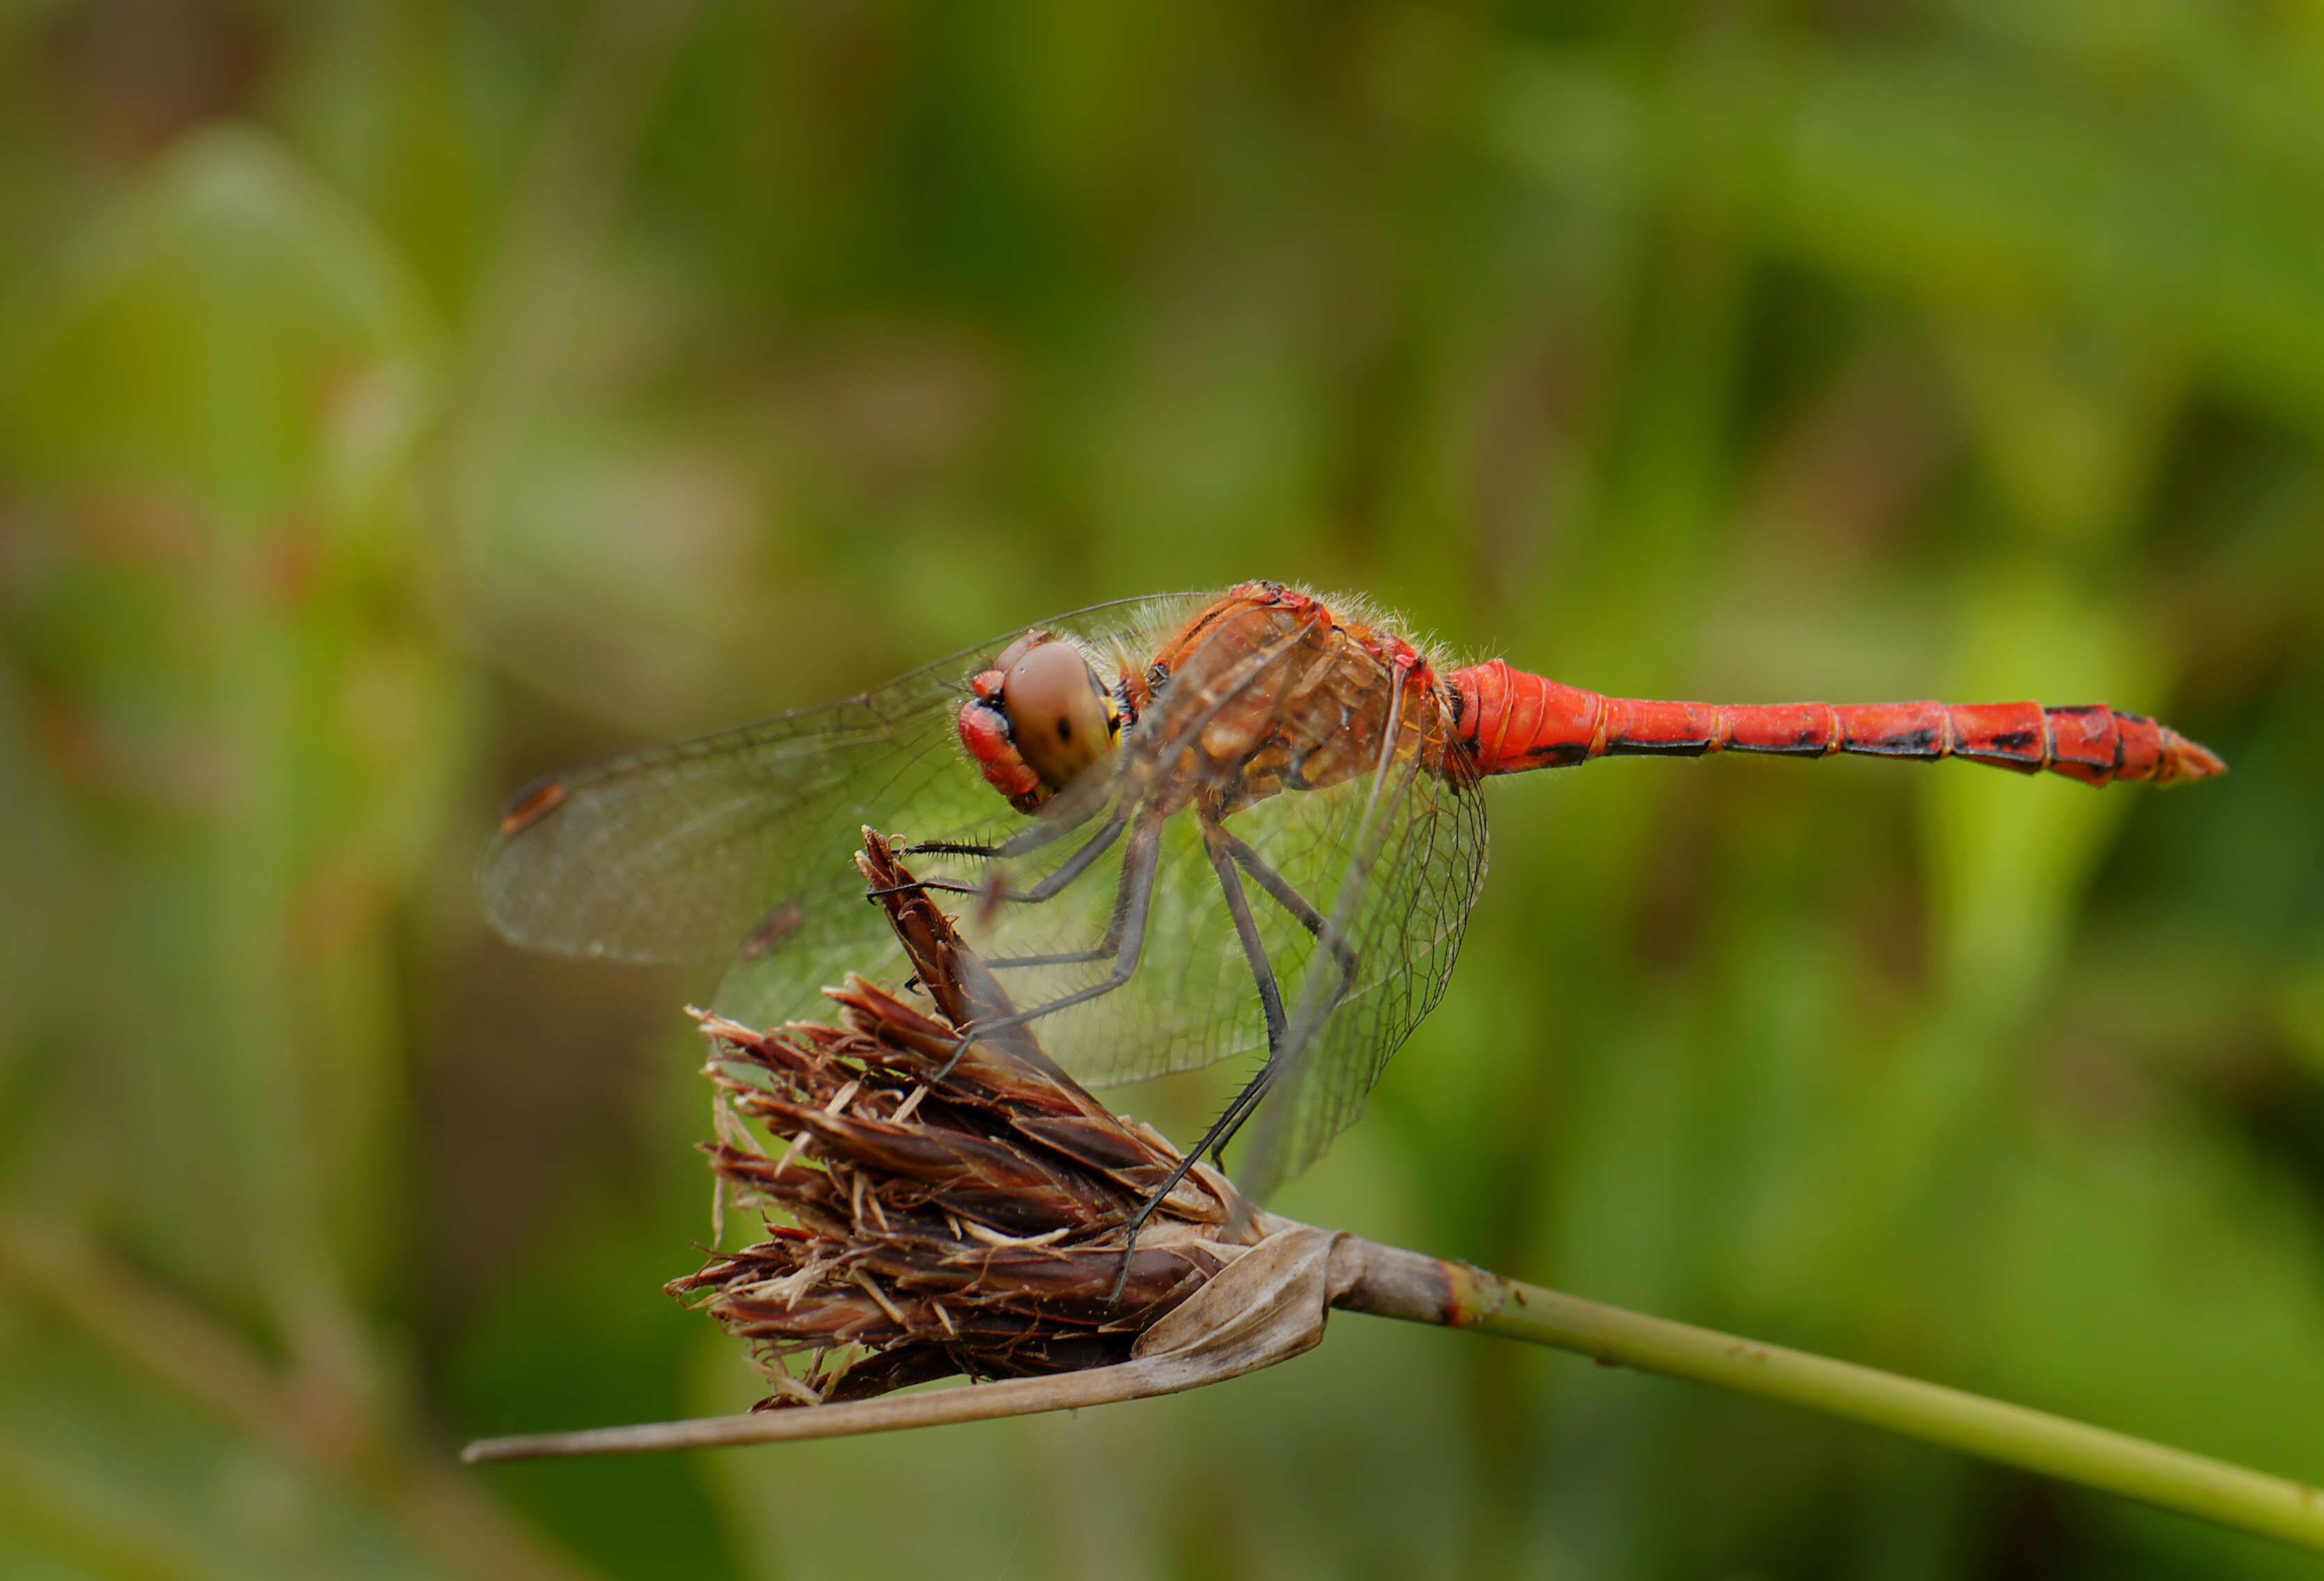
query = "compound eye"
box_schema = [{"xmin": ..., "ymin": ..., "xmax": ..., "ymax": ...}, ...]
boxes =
[
  {"xmin": 1003, "ymin": 641, "xmax": 1114, "ymax": 792},
  {"xmin": 994, "ymin": 630, "xmax": 1047, "ymax": 673}
]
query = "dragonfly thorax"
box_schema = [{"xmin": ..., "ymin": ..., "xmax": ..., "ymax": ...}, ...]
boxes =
[{"xmin": 958, "ymin": 633, "xmax": 1125, "ymax": 814}]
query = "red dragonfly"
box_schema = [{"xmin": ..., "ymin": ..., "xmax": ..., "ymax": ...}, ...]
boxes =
[{"xmin": 483, "ymin": 581, "xmax": 2223, "ymax": 1207}]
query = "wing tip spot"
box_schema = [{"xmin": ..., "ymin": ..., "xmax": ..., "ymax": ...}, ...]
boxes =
[{"xmin": 500, "ymin": 778, "xmax": 570, "ymax": 835}]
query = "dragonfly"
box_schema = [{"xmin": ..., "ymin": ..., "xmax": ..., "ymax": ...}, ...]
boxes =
[{"xmin": 481, "ymin": 580, "xmax": 2225, "ymax": 1214}]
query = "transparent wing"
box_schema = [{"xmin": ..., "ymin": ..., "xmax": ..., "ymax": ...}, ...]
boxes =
[
  {"xmin": 478, "ymin": 593, "xmax": 1208, "ymax": 997},
  {"xmin": 1232, "ymin": 701, "xmax": 1490, "ymax": 1201},
  {"xmin": 481, "ymin": 668, "xmax": 968, "ymax": 964}
]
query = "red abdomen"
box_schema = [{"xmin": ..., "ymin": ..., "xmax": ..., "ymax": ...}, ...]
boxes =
[{"xmin": 1449, "ymin": 661, "xmax": 2225, "ymax": 787}]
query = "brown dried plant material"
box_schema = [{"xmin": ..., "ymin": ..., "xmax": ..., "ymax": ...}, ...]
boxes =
[{"xmin": 665, "ymin": 833, "xmax": 1270, "ymax": 1407}]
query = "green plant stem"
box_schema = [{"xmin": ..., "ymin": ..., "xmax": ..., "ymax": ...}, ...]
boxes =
[{"xmin": 1381, "ymin": 1253, "xmax": 2324, "ymax": 1551}]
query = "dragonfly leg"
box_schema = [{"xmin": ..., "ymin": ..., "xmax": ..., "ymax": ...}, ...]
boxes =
[
  {"xmin": 1201, "ymin": 814, "xmax": 1288, "ymax": 1054},
  {"xmin": 1102, "ymin": 815, "xmax": 1325, "ymax": 1300},
  {"xmin": 868, "ymin": 808, "xmax": 1127, "ymax": 910},
  {"xmin": 1141, "ymin": 1067, "xmax": 1277, "ymax": 1224},
  {"xmin": 981, "ymin": 808, "xmax": 1127, "ymax": 904},
  {"xmin": 1100, "ymin": 865, "xmax": 1348, "ymax": 1303},
  {"xmin": 979, "ymin": 811, "xmax": 1140, "ymax": 968},
  {"xmin": 1104, "ymin": 1061, "xmax": 1283, "ymax": 1302},
  {"xmin": 1116, "ymin": 823, "xmax": 1369, "ymax": 1248},
  {"xmin": 937, "ymin": 802, "xmax": 1165, "ymax": 1073},
  {"xmin": 900, "ymin": 789, "xmax": 1109, "ymax": 862},
  {"xmin": 983, "ymin": 944, "xmax": 1115, "ymax": 970},
  {"xmin": 1211, "ymin": 824, "xmax": 1361, "ymax": 1001}
]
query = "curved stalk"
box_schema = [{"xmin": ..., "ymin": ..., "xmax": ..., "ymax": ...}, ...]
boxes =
[{"xmin": 1339, "ymin": 1243, "xmax": 2324, "ymax": 1552}]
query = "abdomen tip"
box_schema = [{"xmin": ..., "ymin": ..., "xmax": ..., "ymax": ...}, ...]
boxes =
[{"xmin": 2165, "ymin": 734, "xmax": 2227, "ymax": 782}]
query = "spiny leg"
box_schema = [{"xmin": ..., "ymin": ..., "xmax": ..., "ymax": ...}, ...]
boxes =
[
  {"xmin": 1104, "ymin": 817, "xmax": 1362, "ymax": 1301},
  {"xmin": 974, "ymin": 810, "xmax": 1142, "ymax": 968},
  {"xmin": 883, "ymin": 812, "xmax": 1129, "ymax": 994},
  {"xmin": 869, "ymin": 807, "xmax": 1127, "ymax": 910},
  {"xmin": 875, "ymin": 782, "xmax": 1122, "ymax": 920},
  {"xmin": 899, "ymin": 788, "xmax": 1108, "ymax": 864},
  {"xmin": 938, "ymin": 801, "xmax": 1167, "ymax": 1075},
  {"xmin": 1171, "ymin": 824, "xmax": 1357, "ymax": 1171},
  {"xmin": 1201, "ymin": 813, "xmax": 1286, "ymax": 1054},
  {"xmin": 869, "ymin": 823, "xmax": 1129, "ymax": 972},
  {"xmin": 983, "ymin": 944, "xmax": 1116, "ymax": 970},
  {"xmin": 1113, "ymin": 1048, "xmax": 1281, "ymax": 1262},
  {"xmin": 946, "ymin": 810, "xmax": 1151, "ymax": 972},
  {"xmin": 1111, "ymin": 812, "xmax": 1291, "ymax": 1224},
  {"xmin": 1213, "ymin": 824, "xmax": 1361, "ymax": 1003}
]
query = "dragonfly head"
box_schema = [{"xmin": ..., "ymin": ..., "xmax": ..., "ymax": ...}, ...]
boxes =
[{"xmin": 959, "ymin": 632, "xmax": 1123, "ymax": 814}]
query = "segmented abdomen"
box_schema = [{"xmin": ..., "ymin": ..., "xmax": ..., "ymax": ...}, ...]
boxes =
[{"xmin": 1449, "ymin": 661, "xmax": 2225, "ymax": 787}]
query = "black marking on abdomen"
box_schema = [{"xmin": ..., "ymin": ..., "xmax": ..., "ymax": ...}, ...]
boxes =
[
  {"xmin": 1605, "ymin": 739, "xmax": 1712, "ymax": 758},
  {"xmin": 1849, "ymin": 729, "xmax": 1940, "ymax": 757},
  {"xmin": 1524, "ymin": 740, "xmax": 1593, "ymax": 767}
]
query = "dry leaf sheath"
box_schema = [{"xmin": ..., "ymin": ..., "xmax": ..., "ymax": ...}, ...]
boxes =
[{"xmin": 462, "ymin": 833, "xmax": 2324, "ymax": 1559}]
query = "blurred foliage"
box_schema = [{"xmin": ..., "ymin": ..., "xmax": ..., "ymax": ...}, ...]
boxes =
[{"xmin": 1, "ymin": 1, "xmax": 2321, "ymax": 1577}]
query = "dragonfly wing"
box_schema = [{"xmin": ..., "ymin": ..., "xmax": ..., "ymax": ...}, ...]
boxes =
[
  {"xmin": 478, "ymin": 594, "xmax": 1210, "ymax": 976},
  {"xmin": 478, "ymin": 672, "xmax": 977, "ymax": 965},
  {"xmin": 1232, "ymin": 721, "xmax": 1490, "ymax": 1201}
]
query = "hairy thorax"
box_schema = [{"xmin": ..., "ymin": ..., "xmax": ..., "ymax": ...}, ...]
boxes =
[{"xmin": 1133, "ymin": 583, "xmax": 1464, "ymax": 820}]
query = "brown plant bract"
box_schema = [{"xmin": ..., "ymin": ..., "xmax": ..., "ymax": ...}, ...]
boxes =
[{"xmin": 668, "ymin": 833, "xmax": 1266, "ymax": 1406}]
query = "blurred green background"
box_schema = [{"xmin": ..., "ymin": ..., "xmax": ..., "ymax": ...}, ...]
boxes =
[{"xmin": 3, "ymin": 1, "xmax": 2322, "ymax": 1576}]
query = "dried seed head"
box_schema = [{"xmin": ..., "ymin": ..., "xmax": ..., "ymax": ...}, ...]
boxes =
[{"xmin": 669, "ymin": 832, "xmax": 1262, "ymax": 1406}]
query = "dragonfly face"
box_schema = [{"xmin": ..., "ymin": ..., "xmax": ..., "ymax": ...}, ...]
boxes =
[{"xmin": 956, "ymin": 632, "xmax": 1126, "ymax": 814}]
